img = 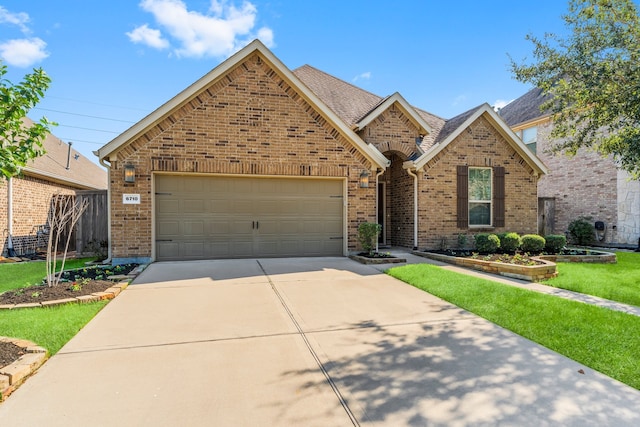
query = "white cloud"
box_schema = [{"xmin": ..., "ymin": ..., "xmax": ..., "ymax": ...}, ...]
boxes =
[
  {"xmin": 452, "ymin": 94, "xmax": 467, "ymax": 106},
  {"xmin": 493, "ymin": 99, "xmax": 513, "ymax": 111},
  {"xmin": 0, "ymin": 6, "xmax": 30, "ymax": 34},
  {"xmin": 131, "ymin": 0, "xmax": 274, "ymax": 58},
  {"xmin": 353, "ymin": 72, "xmax": 371, "ymax": 83},
  {"xmin": 127, "ymin": 24, "xmax": 169, "ymax": 49},
  {"xmin": 0, "ymin": 38, "xmax": 48, "ymax": 67}
]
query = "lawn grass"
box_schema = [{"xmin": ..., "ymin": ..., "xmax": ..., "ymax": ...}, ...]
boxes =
[
  {"xmin": 387, "ymin": 263, "xmax": 640, "ymax": 390},
  {"xmin": 0, "ymin": 257, "xmax": 95, "ymax": 294},
  {"xmin": 542, "ymin": 252, "xmax": 640, "ymax": 307},
  {"xmin": 0, "ymin": 301, "xmax": 108, "ymax": 355}
]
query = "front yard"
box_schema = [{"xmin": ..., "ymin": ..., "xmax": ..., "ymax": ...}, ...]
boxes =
[{"xmin": 387, "ymin": 252, "xmax": 640, "ymax": 391}]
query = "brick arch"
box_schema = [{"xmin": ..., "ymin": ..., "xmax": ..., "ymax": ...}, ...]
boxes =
[{"xmin": 373, "ymin": 141, "xmax": 417, "ymax": 161}]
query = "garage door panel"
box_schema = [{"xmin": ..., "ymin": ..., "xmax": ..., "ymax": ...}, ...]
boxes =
[{"xmin": 156, "ymin": 175, "xmax": 344, "ymax": 260}]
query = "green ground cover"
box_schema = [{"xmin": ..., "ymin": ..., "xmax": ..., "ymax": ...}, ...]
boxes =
[{"xmin": 0, "ymin": 258, "xmax": 94, "ymax": 294}]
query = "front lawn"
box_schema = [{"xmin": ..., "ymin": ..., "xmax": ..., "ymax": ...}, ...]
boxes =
[
  {"xmin": 542, "ymin": 252, "xmax": 640, "ymax": 307},
  {"xmin": 387, "ymin": 263, "xmax": 640, "ymax": 390},
  {"xmin": 0, "ymin": 258, "xmax": 95, "ymax": 294}
]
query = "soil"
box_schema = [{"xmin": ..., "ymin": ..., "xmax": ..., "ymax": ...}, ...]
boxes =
[
  {"xmin": 0, "ymin": 341, "xmax": 25, "ymax": 368},
  {"xmin": 357, "ymin": 252, "xmax": 396, "ymax": 258},
  {"xmin": 426, "ymin": 249, "xmax": 545, "ymax": 266}
]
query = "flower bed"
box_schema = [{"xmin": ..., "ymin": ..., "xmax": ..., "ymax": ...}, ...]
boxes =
[{"xmin": 349, "ymin": 252, "xmax": 407, "ymax": 265}]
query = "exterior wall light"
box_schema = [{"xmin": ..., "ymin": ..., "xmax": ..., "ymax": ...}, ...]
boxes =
[
  {"xmin": 359, "ymin": 170, "xmax": 370, "ymax": 188},
  {"xmin": 124, "ymin": 164, "xmax": 135, "ymax": 183}
]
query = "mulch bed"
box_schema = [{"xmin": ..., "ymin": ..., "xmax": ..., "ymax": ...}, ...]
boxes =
[{"xmin": 0, "ymin": 341, "xmax": 25, "ymax": 367}]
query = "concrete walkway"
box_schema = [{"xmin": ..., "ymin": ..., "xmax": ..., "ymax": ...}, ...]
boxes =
[{"xmin": 1, "ymin": 257, "xmax": 639, "ymax": 426}]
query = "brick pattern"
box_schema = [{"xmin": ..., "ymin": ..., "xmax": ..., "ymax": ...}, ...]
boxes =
[
  {"xmin": 358, "ymin": 104, "xmax": 422, "ymax": 160},
  {"xmin": 380, "ymin": 154, "xmax": 414, "ymax": 247},
  {"xmin": 109, "ymin": 53, "xmax": 376, "ymax": 260},
  {"xmin": 0, "ymin": 176, "xmax": 75, "ymax": 255},
  {"xmin": 419, "ymin": 116, "xmax": 539, "ymax": 249},
  {"xmin": 535, "ymin": 121, "xmax": 619, "ymax": 242}
]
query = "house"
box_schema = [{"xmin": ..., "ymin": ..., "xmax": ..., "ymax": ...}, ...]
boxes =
[
  {"xmin": 0, "ymin": 117, "xmax": 108, "ymax": 257},
  {"xmin": 499, "ymin": 87, "xmax": 640, "ymax": 247},
  {"xmin": 97, "ymin": 40, "xmax": 547, "ymax": 264}
]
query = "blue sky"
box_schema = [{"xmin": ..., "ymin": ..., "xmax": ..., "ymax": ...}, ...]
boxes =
[{"xmin": 1, "ymin": 0, "xmax": 573, "ymax": 166}]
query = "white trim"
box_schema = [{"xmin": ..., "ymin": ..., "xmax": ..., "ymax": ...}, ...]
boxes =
[{"xmin": 411, "ymin": 104, "xmax": 548, "ymax": 175}]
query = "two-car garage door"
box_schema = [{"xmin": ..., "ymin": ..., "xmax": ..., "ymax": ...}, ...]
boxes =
[{"xmin": 155, "ymin": 175, "xmax": 344, "ymax": 261}]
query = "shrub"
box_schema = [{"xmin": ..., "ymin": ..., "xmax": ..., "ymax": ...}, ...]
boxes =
[
  {"xmin": 474, "ymin": 233, "xmax": 500, "ymax": 253},
  {"xmin": 358, "ymin": 222, "xmax": 381, "ymax": 255},
  {"xmin": 457, "ymin": 233, "xmax": 468, "ymax": 249},
  {"xmin": 568, "ymin": 217, "xmax": 594, "ymax": 245},
  {"xmin": 545, "ymin": 235, "xmax": 567, "ymax": 254},
  {"xmin": 521, "ymin": 234, "xmax": 546, "ymax": 253},
  {"xmin": 500, "ymin": 232, "xmax": 522, "ymax": 254}
]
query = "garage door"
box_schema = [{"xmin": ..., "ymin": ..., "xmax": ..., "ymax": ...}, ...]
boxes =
[{"xmin": 155, "ymin": 175, "xmax": 344, "ymax": 260}]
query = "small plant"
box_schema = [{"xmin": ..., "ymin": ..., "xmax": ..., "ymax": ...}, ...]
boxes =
[
  {"xmin": 545, "ymin": 235, "xmax": 567, "ymax": 254},
  {"xmin": 31, "ymin": 291, "xmax": 42, "ymax": 298},
  {"xmin": 358, "ymin": 222, "xmax": 382, "ymax": 256},
  {"xmin": 70, "ymin": 277, "xmax": 91, "ymax": 291},
  {"xmin": 521, "ymin": 234, "xmax": 546, "ymax": 253},
  {"xmin": 474, "ymin": 233, "xmax": 500, "ymax": 253},
  {"xmin": 568, "ymin": 217, "xmax": 594, "ymax": 245},
  {"xmin": 457, "ymin": 233, "xmax": 467, "ymax": 248},
  {"xmin": 500, "ymin": 232, "xmax": 522, "ymax": 254}
]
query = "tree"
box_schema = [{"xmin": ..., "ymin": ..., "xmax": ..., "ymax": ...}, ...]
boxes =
[
  {"xmin": 510, "ymin": 0, "xmax": 640, "ymax": 179},
  {"xmin": 0, "ymin": 62, "xmax": 54, "ymax": 179}
]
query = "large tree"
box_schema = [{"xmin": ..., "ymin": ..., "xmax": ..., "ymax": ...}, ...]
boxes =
[
  {"xmin": 0, "ymin": 62, "xmax": 54, "ymax": 179},
  {"xmin": 511, "ymin": 0, "xmax": 640, "ymax": 178}
]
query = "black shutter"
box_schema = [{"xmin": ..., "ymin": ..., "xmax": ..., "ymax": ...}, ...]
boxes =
[
  {"xmin": 457, "ymin": 165, "xmax": 469, "ymax": 228},
  {"xmin": 493, "ymin": 166, "xmax": 505, "ymax": 228}
]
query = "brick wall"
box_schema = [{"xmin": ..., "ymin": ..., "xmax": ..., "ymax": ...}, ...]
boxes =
[
  {"xmin": 419, "ymin": 115, "xmax": 539, "ymax": 249},
  {"xmin": 109, "ymin": 52, "xmax": 377, "ymax": 260},
  {"xmin": 536, "ymin": 121, "xmax": 619, "ymax": 243},
  {"xmin": 0, "ymin": 175, "xmax": 76, "ymax": 256}
]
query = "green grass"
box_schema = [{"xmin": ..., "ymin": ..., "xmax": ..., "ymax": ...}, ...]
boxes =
[
  {"xmin": 387, "ymin": 263, "xmax": 640, "ymax": 390},
  {"xmin": 0, "ymin": 301, "xmax": 108, "ymax": 355},
  {"xmin": 0, "ymin": 257, "xmax": 95, "ymax": 294},
  {"xmin": 543, "ymin": 252, "xmax": 640, "ymax": 307}
]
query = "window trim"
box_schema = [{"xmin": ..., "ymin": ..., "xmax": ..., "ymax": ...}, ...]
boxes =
[{"xmin": 468, "ymin": 167, "xmax": 493, "ymax": 227}]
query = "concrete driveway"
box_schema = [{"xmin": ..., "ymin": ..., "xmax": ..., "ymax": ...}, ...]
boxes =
[{"xmin": 1, "ymin": 257, "xmax": 639, "ymax": 426}]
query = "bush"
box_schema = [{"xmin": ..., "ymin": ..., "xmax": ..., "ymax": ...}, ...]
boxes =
[
  {"xmin": 500, "ymin": 232, "xmax": 522, "ymax": 254},
  {"xmin": 521, "ymin": 234, "xmax": 546, "ymax": 253},
  {"xmin": 474, "ymin": 233, "xmax": 500, "ymax": 253},
  {"xmin": 358, "ymin": 222, "xmax": 381, "ymax": 255},
  {"xmin": 568, "ymin": 217, "xmax": 594, "ymax": 245},
  {"xmin": 545, "ymin": 235, "xmax": 567, "ymax": 254}
]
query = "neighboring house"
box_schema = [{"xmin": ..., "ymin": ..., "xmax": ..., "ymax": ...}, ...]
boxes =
[
  {"xmin": 0, "ymin": 117, "xmax": 108, "ymax": 257},
  {"xmin": 500, "ymin": 87, "xmax": 640, "ymax": 247},
  {"xmin": 97, "ymin": 40, "xmax": 547, "ymax": 264}
]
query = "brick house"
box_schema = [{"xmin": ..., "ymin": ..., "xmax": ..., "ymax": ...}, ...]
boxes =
[
  {"xmin": 98, "ymin": 40, "xmax": 547, "ymax": 264},
  {"xmin": 1, "ymin": 117, "xmax": 107, "ymax": 257},
  {"xmin": 500, "ymin": 87, "xmax": 640, "ymax": 247}
]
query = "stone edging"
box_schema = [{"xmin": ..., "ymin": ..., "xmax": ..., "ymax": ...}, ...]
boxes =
[
  {"xmin": 0, "ymin": 337, "xmax": 48, "ymax": 401},
  {"xmin": 349, "ymin": 255, "xmax": 407, "ymax": 264},
  {"xmin": 0, "ymin": 281, "xmax": 130, "ymax": 310}
]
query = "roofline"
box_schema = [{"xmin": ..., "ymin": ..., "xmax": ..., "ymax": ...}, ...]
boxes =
[
  {"xmin": 354, "ymin": 92, "xmax": 433, "ymax": 136},
  {"xmin": 98, "ymin": 39, "xmax": 388, "ymax": 170},
  {"xmin": 22, "ymin": 166, "xmax": 106, "ymax": 190},
  {"xmin": 510, "ymin": 114, "xmax": 552, "ymax": 131},
  {"xmin": 410, "ymin": 103, "xmax": 548, "ymax": 175}
]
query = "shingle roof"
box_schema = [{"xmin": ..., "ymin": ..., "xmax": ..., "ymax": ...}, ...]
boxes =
[
  {"xmin": 22, "ymin": 117, "xmax": 107, "ymax": 190},
  {"xmin": 435, "ymin": 105, "xmax": 484, "ymax": 144},
  {"xmin": 499, "ymin": 87, "xmax": 552, "ymax": 127}
]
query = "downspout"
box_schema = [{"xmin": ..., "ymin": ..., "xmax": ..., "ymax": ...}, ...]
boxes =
[
  {"xmin": 375, "ymin": 169, "xmax": 384, "ymax": 253},
  {"xmin": 406, "ymin": 168, "xmax": 419, "ymax": 250},
  {"xmin": 7, "ymin": 177, "xmax": 13, "ymax": 256},
  {"xmin": 98, "ymin": 155, "xmax": 112, "ymax": 264}
]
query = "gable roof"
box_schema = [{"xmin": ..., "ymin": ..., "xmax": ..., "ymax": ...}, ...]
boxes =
[
  {"xmin": 21, "ymin": 117, "xmax": 107, "ymax": 190},
  {"xmin": 410, "ymin": 103, "xmax": 548, "ymax": 176},
  {"xmin": 499, "ymin": 87, "xmax": 552, "ymax": 127},
  {"xmin": 353, "ymin": 92, "xmax": 433, "ymax": 135},
  {"xmin": 98, "ymin": 40, "xmax": 389, "ymax": 170}
]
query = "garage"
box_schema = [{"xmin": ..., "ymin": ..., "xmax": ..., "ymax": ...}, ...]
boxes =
[{"xmin": 155, "ymin": 175, "xmax": 344, "ymax": 260}]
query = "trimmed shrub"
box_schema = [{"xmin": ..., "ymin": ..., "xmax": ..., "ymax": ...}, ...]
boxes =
[
  {"xmin": 358, "ymin": 222, "xmax": 381, "ymax": 255},
  {"xmin": 500, "ymin": 232, "xmax": 522, "ymax": 254},
  {"xmin": 568, "ymin": 217, "xmax": 594, "ymax": 245},
  {"xmin": 545, "ymin": 234, "xmax": 567, "ymax": 254},
  {"xmin": 474, "ymin": 233, "xmax": 500, "ymax": 253},
  {"xmin": 521, "ymin": 234, "xmax": 546, "ymax": 253}
]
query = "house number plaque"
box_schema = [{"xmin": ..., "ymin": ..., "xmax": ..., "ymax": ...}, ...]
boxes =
[{"xmin": 123, "ymin": 194, "xmax": 141, "ymax": 204}]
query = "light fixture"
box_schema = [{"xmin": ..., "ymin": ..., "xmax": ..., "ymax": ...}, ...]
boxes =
[
  {"xmin": 124, "ymin": 164, "xmax": 135, "ymax": 183},
  {"xmin": 359, "ymin": 170, "xmax": 370, "ymax": 188}
]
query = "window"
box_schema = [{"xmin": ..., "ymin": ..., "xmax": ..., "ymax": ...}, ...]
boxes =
[
  {"xmin": 519, "ymin": 126, "xmax": 537, "ymax": 154},
  {"xmin": 468, "ymin": 167, "xmax": 492, "ymax": 226}
]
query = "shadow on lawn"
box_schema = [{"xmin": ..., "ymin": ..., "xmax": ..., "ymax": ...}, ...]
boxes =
[{"xmin": 284, "ymin": 318, "xmax": 640, "ymax": 426}]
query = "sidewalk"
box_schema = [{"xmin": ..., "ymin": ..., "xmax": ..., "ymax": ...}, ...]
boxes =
[{"xmin": 375, "ymin": 249, "xmax": 640, "ymax": 317}]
